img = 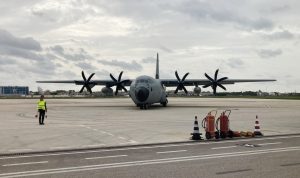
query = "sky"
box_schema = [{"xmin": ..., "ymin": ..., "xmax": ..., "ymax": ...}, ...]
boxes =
[{"xmin": 0, "ymin": 0, "xmax": 299, "ymax": 93}]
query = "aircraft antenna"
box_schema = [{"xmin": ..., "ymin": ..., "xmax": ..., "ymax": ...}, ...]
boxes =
[{"xmin": 155, "ymin": 53, "xmax": 159, "ymax": 79}]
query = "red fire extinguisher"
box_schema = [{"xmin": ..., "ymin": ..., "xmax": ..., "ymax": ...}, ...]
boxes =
[
  {"xmin": 202, "ymin": 110, "xmax": 218, "ymax": 139},
  {"xmin": 216, "ymin": 110, "xmax": 233, "ymax": 138}
]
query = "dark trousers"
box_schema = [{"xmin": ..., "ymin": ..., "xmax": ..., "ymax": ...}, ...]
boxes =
[{"xmin": 38, "ymin": 109, "xmax": 45, "ymax": 124}]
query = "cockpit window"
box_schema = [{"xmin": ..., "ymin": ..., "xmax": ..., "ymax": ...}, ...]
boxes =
[{"xmin": 137, "ymin": 79, "xmax": 149, "ymax": 83}]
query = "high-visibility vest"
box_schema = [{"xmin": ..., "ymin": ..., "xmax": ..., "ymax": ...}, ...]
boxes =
[{"xmin": 37, "ymin": 100, "xmax": 46, "ymax": 110}]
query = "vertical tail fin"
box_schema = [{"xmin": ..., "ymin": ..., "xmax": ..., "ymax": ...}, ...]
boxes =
[{"xmin": 155, "ymin": 53, "xmax": 159, "ymax": 79}]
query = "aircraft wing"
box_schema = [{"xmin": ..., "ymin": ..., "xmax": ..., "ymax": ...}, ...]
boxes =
[
  {"xmin": 36, "ymin": 80, "xmax": 133, "ymax": 86},
  {"xmin": 160, "ymin": 79, "xmax": 276, "ymax": 87}
]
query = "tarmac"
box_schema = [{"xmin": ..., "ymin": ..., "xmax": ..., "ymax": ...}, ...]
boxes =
[{"xmin": 0, "ymin": 97, "xmax": 300, "ymax": 154}]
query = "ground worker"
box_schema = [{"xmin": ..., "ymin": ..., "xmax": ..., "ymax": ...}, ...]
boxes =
[{"xmin": 35, "ymin": 95, "xmax": 47, "ymax": 125}]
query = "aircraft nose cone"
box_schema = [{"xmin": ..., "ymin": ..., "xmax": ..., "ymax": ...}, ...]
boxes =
[{"xmin": 135, "ymin": 87, "xmax": 149, "ymax": 102}]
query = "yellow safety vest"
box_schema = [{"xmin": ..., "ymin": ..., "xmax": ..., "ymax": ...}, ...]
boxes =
[{"xmin": 37, "ymin": 100, "xmax": 46, "ymax": 110}]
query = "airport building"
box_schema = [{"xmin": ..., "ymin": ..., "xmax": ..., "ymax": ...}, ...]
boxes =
[{"xmin": 0, "ymin": 86, "xmax": 29, "ymax": 96}]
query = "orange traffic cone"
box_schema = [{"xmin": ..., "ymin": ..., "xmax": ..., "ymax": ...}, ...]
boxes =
[
  {"xmin": 191, "ymin": 116, "xmax": 202, "ymax": 140},
  {"xmin": 254, "ymin": 115, "xmax": 263, "ymax": 136}
]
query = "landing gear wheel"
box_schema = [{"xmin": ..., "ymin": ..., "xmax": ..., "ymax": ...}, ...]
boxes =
[
  {"xmin": 140, "ymin": 104, "xmax": 149, "ymax": 110},
  {"xmin": 161, "ymin": 99, "xmax": 168, "ymax": 107},
  {"xmin": 215, "ymin": 131, "xmax": 220, "ymax": 139},
  {"xmin": 220, "ymin": 132, "xmax": 227, "ymax": 139},
  {"xmin": 205, "ymin": 132, "xmax": 211, "ymax": 140},
  {"xmin": 228, "ymin": 130, "xmax": 233, "ymax": 138}
]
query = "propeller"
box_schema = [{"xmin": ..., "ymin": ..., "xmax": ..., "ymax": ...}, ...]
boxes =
[
  {"xmin": 79, "ymin": 71, "xmax": 95, "ymax": 94},
  {"xmin": 174, "ymin": 71, "xmax": 189, "ymax": 94},
  {"xmin": 203, "ymin": 69, "xmax": 228, "ymax": 95},
  {"xmin": 109, "ymin": 71, "xmax": 130, "ymax": 95}
]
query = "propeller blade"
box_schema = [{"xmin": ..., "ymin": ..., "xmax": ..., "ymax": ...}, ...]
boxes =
[
  {"xmin": 115, "ymin": 89, "xmax": 119, "ymax": 95},
  {"xmin": 121, "ymin": 86, "xmax": 127, "ymax": 92},
  {"xmin": 87, "ymin": 73, "xmax": 95, "ymax": 82},
  {"xmin": 217, "ymin": 77, "xmax": 228, "ymax": 83},
  {"xmin": 205, "ymin": 73, "xmax": 214, "ymax": 82},
  {"xmin": 182, "ymin": 72, "xmax": 189, "ymax": 81},
  {"xmin": 183, "ymin": 86, "xmax": 188, "ymax": 94},
  {"xmin": 82, "ymin": 71, "xmax": 87, "ymax": 81},
  {"xmin": 214, "ymin": 69, "xmax": 219, "ymax": 81},
  {"xmin": 110, "ymin": 73, "xmax": 117, "ymax": 82},
  {"xmin": 174, "ymin": 87, "xmax": 179, "ymax": 94},
  {"xmin": 79, "ymin": 86, "xmax": 85, "ymax": 93},
  {"xmin": 204, "ymin": 69, "xmax": 228, "ymax": 95},
  {"xmin": 217, "ymin": 83, "xmax": 227, "ymax": 90},
  {"xmin": 175, "ymin": 71, "xmax": 181, "ymax": 81},
  {"xmin": 213, "ymin": 88, "xmax": 217, "ymax": 95},
  {"xmin": 118, "ymin": 71, "xmax": 123, "ymax": 82}
]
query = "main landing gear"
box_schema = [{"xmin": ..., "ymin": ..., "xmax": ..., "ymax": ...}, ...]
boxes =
[
  {"xmin": 139, "ymin": 104, "xmax": 149, "ymax": 110},
  {"xmin": 161, "ymin": 99, "xmax": 168, "ymax": 107}
]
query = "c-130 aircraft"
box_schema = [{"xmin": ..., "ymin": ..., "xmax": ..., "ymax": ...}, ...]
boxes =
[{"xmin": 37, "ymin": 53, "xmax": 276, "ymax": 109}]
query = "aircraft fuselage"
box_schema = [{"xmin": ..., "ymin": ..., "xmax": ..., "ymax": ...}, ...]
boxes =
[{"xmin": 129, "ymin": 75, "xmax": 168, "ymax": 109}]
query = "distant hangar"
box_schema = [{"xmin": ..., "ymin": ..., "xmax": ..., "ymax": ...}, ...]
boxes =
[{"xmin": 0, "ymin": 86, "xmax": 29, "ymax": 96}]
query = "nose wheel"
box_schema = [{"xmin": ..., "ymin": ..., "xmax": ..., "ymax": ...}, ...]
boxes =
[{"xmin": 139, "ymin": 104, "xmax": 149, "ymax": 110}]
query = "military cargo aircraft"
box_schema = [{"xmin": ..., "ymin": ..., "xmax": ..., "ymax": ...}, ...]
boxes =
[{"xmin": 37, "ymin": 53, "xmax": 276, "ymax": 109}]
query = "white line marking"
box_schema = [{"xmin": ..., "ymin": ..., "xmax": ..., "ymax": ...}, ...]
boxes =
[
  {"xmin": 85, "ymin": 155, "xmax": 128, "ymax": 160},
  {"xmin": 86, "ymin": 144, "xmax": 106, "ymax": 147},
  {"xmin": 106, "ymin": 133, "xmax": 114, "ymax": 136},
  {"xmin": 118, "ymin": 137, "xmax": 126, "ymax": 140},
  {"xmin": 258, "ymin": 142, "xmax": 282, "ymax": 146},
  {"xmin": 8, "ymin": 149, "xmax": 33, "ymax": 152},
  {"xmin": 212, "ymin": 146, "xmax": 237, "ymax": 150},
  {"xmin": 1, "ymin": 135, "xmax": 299, "ymax": 160},
  {"xmin": 50, "ymin": 147, "xmax": 73, "ymax": 150},
  {"xmin": 0, "ymin": 146, "xmax": 299, "ymax": 177},
  {"xmin": 157, "ymin": 150, "xmax": 187, "ymax": 154},
  {"xmin": 2, "ymin": 161, "xmax": 48, "ymax": 167},
  {"xmin": 128, "ymin": 140, "xmax": 138, "ymax": 144}
]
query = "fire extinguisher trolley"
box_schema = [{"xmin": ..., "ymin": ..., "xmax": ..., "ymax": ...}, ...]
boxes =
[
  {"xmin": 215, "ymin": 110, "xmax": 234, "ymax": 139},
  {"xmin": 202, "ymin": 110, "xmax": 218, "ymax": 139}
]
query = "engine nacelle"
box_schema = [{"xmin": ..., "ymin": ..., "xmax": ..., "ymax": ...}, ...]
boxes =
[
  {"xmin": 101, "ymin": 87, "xmax": 113, "ymax": 95},
  {"xmin": 193, "ymin": 86, "xmax": 201, "ymax": 96}
]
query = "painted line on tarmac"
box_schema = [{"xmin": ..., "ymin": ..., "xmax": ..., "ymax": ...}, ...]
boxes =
[
  {"xmin": 50, "ymin": 147, "xmax": 75, "ymax": 150},
  {"xmin": 86, "ymin": 144, "xmax": 106, "ymax": 147},
  {"xmin": 85, "ymin": 155, "xmax": 127, "ymax": 160},
  {"xmin": 8, "ymin": 149, "xmax": 33, "ymax": 152},
  {"xmin": 216, "ymin": 169, "xmax": 252, "ymax": 175},
  {"xmin": 1, "ymin": 135, "xmax": 299, "ymax": 160},
  {"xmin": 280, "ymin": 162, "xmax": 300, "ymax": 167},
  {"xmin": 2, "ymin": 161, "xmax": 48, "ymax": 167},
  {"xmin": 0, "ymin": 146, "xmax": 299, "ymax": 178},
  {"xmin": 212, "ymin": 146, "xmax": 237, "ymax": 150},
  {"xmin": 157, "ymin": 150, "xmax": 187, "ymax": 154},
  {"xmin": 258, "ymin": 142, "xmax": 282, "ymax": 146}
]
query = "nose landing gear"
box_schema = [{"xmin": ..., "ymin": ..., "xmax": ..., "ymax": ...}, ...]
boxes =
[{"xmin": 139, "ymin": 104, "xmax": 149, "ymax": 110}]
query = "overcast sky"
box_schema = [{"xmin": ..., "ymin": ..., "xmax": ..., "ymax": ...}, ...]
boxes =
[{"xmin": 0, "ymin": 0, "xmax": 299, "ymax": 93}]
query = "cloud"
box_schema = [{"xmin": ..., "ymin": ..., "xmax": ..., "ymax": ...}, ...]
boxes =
[
  {"xmin": 175, "ymin": 0, "xmax": 274, "ymax": 31},
  {"xmin": 226, "ymin": 58, "xmax": 245, "ymax": 68},
  {"xmin": 0, "ymin": 56, "xmax": 17, "ymax": 65},
  {"xmin": 0, "ymin": 29, "xmax": 42, "ymax": 51},
  {"xmin": 142, "ymin": 57, "xmax": 156, "ymax": 64},
  {"xmin": 257, "ymin": 49, "xmax": 282, "ymax": 58},
  {"xmin": 262, "ymin": 30, "xmax": 294, "ymax": 40},
  {"xmin": 30, "ymin": 1, "xmax": 97, "ymax": 24},
  {"xmin": 50, "ymin": 45, "xmax": 93, "ymax": 61},
  {"xmin": 76, "ymin": 62, "xmax": 97, "ymax": 70},
  {"xmin": 0, "ymin": 29, "xmax": 47, "ymax": 62},
  {"xmin": 98, "ymin": 59, "xmax": 143, "ymax": 71}
]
